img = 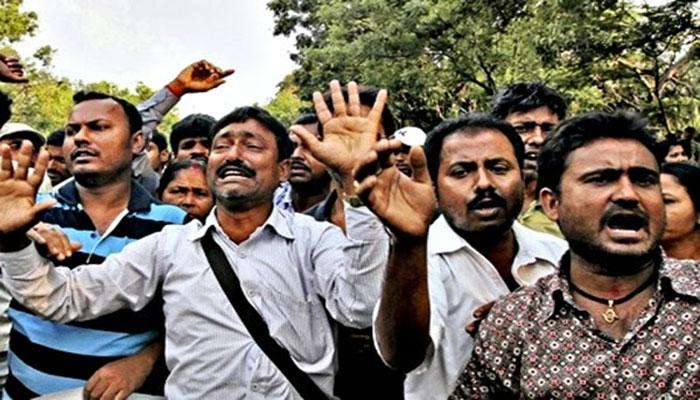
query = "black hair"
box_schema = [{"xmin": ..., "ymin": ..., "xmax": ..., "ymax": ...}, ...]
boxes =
[
  {"xmin": 293, "ymin": 113, "xmax": 323, "ymax": 138},
  {"xmin": 0, "ymin": 91, "xmax": 12, "ymax": 128},
  {"xmin": 491, "ymin": 82, "xmax": 568, "ymax": 120},
  {"xmin": 151, "ymin": 130, "xmax": 168, "ymax": 152},
  {"xmin": 46, "ymin": 129, "xmax": 65, "ymax": 147},
  {"xmin": 424, "ymin": 113, "xmax": 525, "ymax": 183},
  {"xmin": 656, "ymin": 135, "xmax": 692, "ymax": 161},
  {"xmin": 322, "ymin": 85, "xmax": 396, "ymax": 136},
  {"xmin": 170, "ymin": 114, "xmax": 216, "ymax": 153},
  {"xmin": 661, "ymin": 162, "xmax": 700, "ymax": 214},
  {"xmin": 211, "ymin": 106, "xmax": 293, "ymax": 161},
  {"xmin": 72, "ymin": 91, "xmax": 142, "ymax": 135},
  {"xmin": 157, "ymin": 159, "xmax": 207, "ymax": 199},
  {"xmin": 538, "ymin": 111, "xmax": 660, "ymax": 194}
]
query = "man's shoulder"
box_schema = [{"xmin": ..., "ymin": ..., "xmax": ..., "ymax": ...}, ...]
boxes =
[
  {"xmin": 484, "ymin": 273, "xmax": 559, "ymax": 333},
  {"xmin": 661, "ymin": 257, "xmax": 700, "ymax": 299},
  {"xmin": 137, "ymin": 201, "xmax": 188, "ymax": 224},
  {"xmin": 513, "ymin": 222, "xmax": 568, "ymax": 259}
]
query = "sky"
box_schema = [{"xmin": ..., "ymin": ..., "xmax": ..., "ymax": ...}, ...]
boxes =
[{"xmin": 13, "ymin": 0, "xmax": 299, "ymax": 119}]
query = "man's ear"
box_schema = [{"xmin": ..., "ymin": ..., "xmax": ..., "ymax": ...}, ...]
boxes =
[
  {"xmin": 539, "ymin": 187, "xmax": 560, "ymax": 222},
  {"xmin": 131, "ymin": 130, "xmax": 145, "ymax": 155},
  {"xmin": 278, "ymin": 158, "xmax": 291, "ymax": 182}
]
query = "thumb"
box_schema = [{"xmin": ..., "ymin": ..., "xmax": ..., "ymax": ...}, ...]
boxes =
[
  {"xmin": 289, "ymin": 125, "xmax": 323, "ymax": 155},
  {"xmin": 409, "ymin": 146, "xmax": 430, "ymax": 184},
  {"xmin": 30, "ymin": 199, "xmax": 57, "ymax": 216}
]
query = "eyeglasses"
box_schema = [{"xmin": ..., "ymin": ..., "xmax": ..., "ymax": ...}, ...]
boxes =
[{"xmin": 511, "ymin": 122, "xmax": 557, "ymax": 136}]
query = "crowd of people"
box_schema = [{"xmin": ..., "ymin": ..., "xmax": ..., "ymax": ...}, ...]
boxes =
[{"xmin": 0, "ymin": 52, "xmax": 698, "ymax": 400}]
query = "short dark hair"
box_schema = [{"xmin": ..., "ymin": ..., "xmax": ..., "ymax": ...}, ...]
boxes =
[
  {"xmin": 157, "ymin": 159, "xmax": 207, "ymax": 199},
  {"xmin": 491, "ymin": 82, "xmax": 568, "ymax": 120},
  {"xmin": 293, "ymin": 113, "xmax": 323, "ymax": 138},
  {"xmin": 661, "ymin": 162, "xmax": 700, "ymax": 214},
  {"xmin": 170, "ymin": 114, "xmax": 216, "ymax": 153},
  {"xmin": 322, "ymin": 85, "xmax": 396, "ymax": 136},
  {"xmin": 151, "ymin": 130, "xmax": 168, "ymax": 152},
  {"xmin": 211, "ymin": 106, "xmax": 293, "ymax": 161},
  {"xmin": 538, "ymin": 111, "xmax": 660, "ymax": 194},
  {"xmin": 0, "ymin": 91, "xmax": 12, "ymax": 128},
  {"xmin": 46, "ymin": 129, "xmax": 65, "ymax": 147},
  {"xmin": 424, "ymin": 113, "xmax": 525, "ymax": 183},
  {"xmin": 72, "ymin": 91, "xmax": 143, "ymax": 135},
  {"xmin": 656, "ymin": 135, "xmax": 691, "ymax": 161}
]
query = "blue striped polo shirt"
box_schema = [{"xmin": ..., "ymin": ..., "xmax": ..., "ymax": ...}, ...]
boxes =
[{"xmin": 5, "ymin": 180, "xmax": 187, "ymax": 399}]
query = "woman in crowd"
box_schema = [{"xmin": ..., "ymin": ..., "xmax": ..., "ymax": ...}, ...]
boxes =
[
  {"xmin": 660, "ymin": 162, "xmax": 700, "ymax": 260},
  {"xmin": 157, "ymin": 159, "xmax": 213, "ymax": 221}
]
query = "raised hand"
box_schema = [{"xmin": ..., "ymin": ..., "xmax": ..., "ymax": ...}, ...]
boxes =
[
  {"xmin": 167, "ymin": 60, "xmax": 235, "ymax": 96},
  {"xmin": 0, "ymin": 141, "xmax": 55, "ymax": 245},
  {"xmin": 0, "ymin": 54, "xmax": 28, "ymax": 83},
  {"xmin": 354, "ymin": 139, "xmax": 436, "ymax": 239},
  {"xmin": 289, "ymin": 80, "xmax": 387, "ymax": 190}
]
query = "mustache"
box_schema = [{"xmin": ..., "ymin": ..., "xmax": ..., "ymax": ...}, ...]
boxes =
[
  {"xmin": 215, "ymin": 160, "xmax": 256, "ymax": 178},
  {"xmin": 289, "ymin": 159, "xmax": 311, "ymax": 172},
  {"xmin": 69, "ymin": 147, "xmax": 98, "ymax": 161},
  {"xmin": 467, "ymin": 191, "xmax": 507, "ymax": 210}
]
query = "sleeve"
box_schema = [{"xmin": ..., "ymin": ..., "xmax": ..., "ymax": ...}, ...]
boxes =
[
  {"xmin": 137, "ymin": 87, "xmax": 180, "ymax": 141},
  {"xmin": 0, "ymin": 233, "xmax": 167, "ymax": 323},
  {"xmin": 311, "ymin": 203, "xmax": 390, "ymax": 329}
]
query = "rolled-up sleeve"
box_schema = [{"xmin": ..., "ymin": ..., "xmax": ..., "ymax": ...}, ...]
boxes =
[
  {"xmin": 138, "ymin": 87, "xmax": 180, "ymax": 140},
  {"xmin": 0, "ymin": 233, "xmax": 166, "ymax": 323},
  {"xmin": 312, "ymin": 203, "xmax": 390, "ymax": 329}
]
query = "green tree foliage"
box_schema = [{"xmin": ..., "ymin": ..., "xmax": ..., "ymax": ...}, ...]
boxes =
[
  {"xmin": 268, "ymin": 0, "xmax": 699, "ymax": 133},
  {"xmin": 0, "ymin": 0, "xmax": 179, "ymax": 136},
  {"xmin": 263, "ymin": 74, "xmax": 312, "ymax": 126}
]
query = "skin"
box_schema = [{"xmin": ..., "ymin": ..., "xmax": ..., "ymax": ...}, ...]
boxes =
[
  {"xmin": 541, "ymin": 138, "xmax": 664, "ymax": 340},
  {"xmin": 660, "ymin": 173, "xmax": 700, "ymax": 260},
  {"xmin": 161, "ymin": 166, "xmax": 213, "ymax": 221},
  {"xmin": 146, "ymin": 141, "xmax": 170, "ymax": 173},
  {"xmin": 0, "ymin": 137, "xmax": 38, "ymax": 164},
  {"xmin": 665, "ymin": 144, "xmax": 689, "ymax": 163},
  {"xmin": 388, "ymin": 143, "xmax": 413, "ymax": 177},
  {"xmin": 175, "ymin": 136, "xmax": 210, "ymax": 163},
  {"xmin": 288, "ymin": 122, "xmax": 331, "ymax": 212},
  {"xmin": 46, "ymin": 144, "xmax": 70, "ymax": 186},
  {"xmin": 505, "ymin": 106, "xmax": 559, "ymax": 209}
]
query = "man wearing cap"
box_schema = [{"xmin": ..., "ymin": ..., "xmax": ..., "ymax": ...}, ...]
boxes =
[
  {"xmin": 389, "ymin": 127, "xmax": 427, "ymax": 177},
  {"xmin": 0, "ymin": 123, "xmax": 52, "ymax": 193}
]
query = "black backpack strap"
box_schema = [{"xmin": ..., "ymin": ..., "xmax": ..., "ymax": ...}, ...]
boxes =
[{"xmin": 200, "ymin": 230, "xmax": 330, "ymax": 400}]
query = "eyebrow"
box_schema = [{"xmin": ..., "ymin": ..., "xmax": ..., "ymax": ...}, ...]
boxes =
[{"xmin": 214, "ymin": 130, "xmax": 265, "ymax": 141}]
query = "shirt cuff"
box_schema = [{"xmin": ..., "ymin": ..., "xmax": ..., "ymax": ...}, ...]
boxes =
[{"xmin": 0, "ymin": 242, "xmax": 45, "ymax": 279}]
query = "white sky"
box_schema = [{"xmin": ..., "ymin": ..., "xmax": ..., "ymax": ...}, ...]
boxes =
[{"xmin": 13, "ymin": 0, "xmax": 298, "ymax": 119}]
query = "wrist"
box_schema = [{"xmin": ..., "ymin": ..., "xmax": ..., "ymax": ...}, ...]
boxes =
[
  {"xmin": 166, "ymin": 80, "xmax": 186, "ymax": 97},
  {"xmin": 0, "ymin": 233, "xmax": 31, "ymax": 253}
]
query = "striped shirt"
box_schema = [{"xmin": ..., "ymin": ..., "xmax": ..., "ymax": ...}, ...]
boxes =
[
  {"xmin": 4, "ymin": 180, "xmax": 186, "ymax": 399},
  {"xmin": 0, "ymin": 204, "xmax": 389, "ymax": 399}
]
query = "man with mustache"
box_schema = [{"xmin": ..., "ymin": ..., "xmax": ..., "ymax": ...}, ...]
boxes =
[
  {"xmin": 45, "ymin": 129, "xmax": 71, "ymax": 186},
  {"xmin": 0, "ymin": 91, "xmax": 188, "ymax": 399},
  {"xmin": 362, "ymin": 114, "xmax": 567, "ymax": 399},
  {"xmin": 449, "ymin": 111, "xmax": 700, "ymax": 398},
  {"xmin": 492, "ymin": 82, "xmax": 567, "ymax": 238},
  {"xmin": 169, "ymin": 113, "xmax": 217, "ymax": 164},
  {"xmin": 286, "ymin": 113, "xmax": 331, "ymax": 212},
  {"xmin": 0, "ymin": 81, "xmax": 390, "ymax": 398}
]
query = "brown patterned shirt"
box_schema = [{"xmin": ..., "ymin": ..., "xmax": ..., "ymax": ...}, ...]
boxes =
[{"xmin": 450, "ymin": 253, "xmax": 700, "ymax": 399}]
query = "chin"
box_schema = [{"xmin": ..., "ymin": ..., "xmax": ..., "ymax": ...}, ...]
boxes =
[{"xmin": 569, "ymin": 238, "xmax": 660, "ymax": 275}]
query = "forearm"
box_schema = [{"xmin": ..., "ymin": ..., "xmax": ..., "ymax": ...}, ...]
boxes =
[
  {"xmin": 0, "ymin": 232, "xmax": 30, "ymax": 252},
  {"xmin": 376, "ymin": 235, "xmax": 431, "ymax": 372},
  {"xmin": 137, "ymin": 87, "xmax": 180, "ymax": 140}
]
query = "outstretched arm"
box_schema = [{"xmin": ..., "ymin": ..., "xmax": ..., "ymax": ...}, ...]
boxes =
[{"xmin": 355, "ymin": 139, "xmax": 437, "ymax": 371}]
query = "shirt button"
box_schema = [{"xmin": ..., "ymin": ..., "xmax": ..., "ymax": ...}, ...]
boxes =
[
  {"xmin": 90, "ymin": 233, "xmax": 98, "ymax": 239},
  {"xmin": 238, "ymin": 251, "xmax": 246, "ymax": 259},
  {"xmin": 251, "ymin": 383, "xmax": 260, "ymax": 392}
]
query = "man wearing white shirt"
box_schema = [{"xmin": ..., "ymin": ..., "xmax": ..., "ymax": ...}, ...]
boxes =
[{"xmin": 359, "ymin": 113, "xmax": 567, "ymax": 399}]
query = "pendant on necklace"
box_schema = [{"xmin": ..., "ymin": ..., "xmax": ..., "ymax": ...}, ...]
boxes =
[{"xmin": 602, "ymin": 299, "xmax": 618, "ymax": 324}]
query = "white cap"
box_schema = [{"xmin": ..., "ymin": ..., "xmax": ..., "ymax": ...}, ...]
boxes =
[
  {"xmin": 0, "ymin": 122, "xmax": 46, "ymax": 149},
  {"xmin": 392, "ymin": 126, "xmax": 426, "ymax": 147}
]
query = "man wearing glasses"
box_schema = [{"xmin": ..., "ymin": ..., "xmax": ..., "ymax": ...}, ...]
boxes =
[{"xmin": 491, "ymin": 83, "xmax": 568, "ymax": 238}]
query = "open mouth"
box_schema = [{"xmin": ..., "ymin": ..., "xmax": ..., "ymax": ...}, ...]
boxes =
[
  {"xmin": 71, "ymin": 149, "xmax": 98, "ymax": 162},
  {"xmin": 289, "ymin": 160, "xmax": 310, "ymax": 173},
  {"xmin": 603, "ymin": 212, "xmax": 648, "ymax": 241},
  {"xmin": 524, "ymin": 151, "xmax": 539, "ymax": 161},
  {"xmin": 217, "ymin": 165, "xmax": 254, "ymax": 179}
]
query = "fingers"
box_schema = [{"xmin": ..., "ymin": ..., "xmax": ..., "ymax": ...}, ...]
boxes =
[
  {"xmin": 409, "ymin": 146, "xmax": 430, "ymax": 184},
  {"xmin": 12, "ymin": 140, "xmax": 34, "ymax": 181},
  {"xmin": 312, "ymin": 92, "xmax": 332, "ymax": 125},
  {"xmin": 329, "ymin": 80, "xmax": 346, "ymax": 117},
  {"xmin": 354, "ymin": 139, "xmax": 401, "ymax": 182},
  {"xmin": 218, "ymin": 68, "xmax": 235, "ymax": 78},
  {"xmin": 289, "ymin": 125, "xmax": 322, "ymax": 156},
  {"xmin": 472, "ymin": 300, "xmax": 496, "ymax": 319},
  {"xmin": 27, "ymin": 222, "xmax": 75, "ymax": 261},
  {"xmin": 28, "ymin": 148, "xmax": 49, "ymax": 189},
  {"xmin": 0, "ymin": 144, "xmax": 14, "ymax": 180},
  {"xmin": 465, "ymin": 320, "xmax": 480, "ymax": 336},
  {"xmin": 366, "ymin": 89, "xmax": 388, "ymax": 128},
  {"xmin": 354, "ymin": 148, "xmax": 380, "ymax": 184},
  {"xmin": 347, "ymin": 81, "xmax": 361, "ymax": 116}
]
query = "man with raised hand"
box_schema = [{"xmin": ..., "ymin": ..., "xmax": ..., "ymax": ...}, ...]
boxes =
[
  {"xmin": 0, "ymin": 92, "xmax": 187, "ymax": 400},
  {"xmin": 450, "ymin": 112, "xmax": 700, "ymax": 399},
  {"xmin": 0, "ymin": 81, "xmax": 389, "ymax": 399},
  {"xmin": 358, "ymin": 114, "xmax": 567, "ymax": 399}
]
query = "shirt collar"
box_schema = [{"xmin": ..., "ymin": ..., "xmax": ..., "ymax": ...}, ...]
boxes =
[
  {"xmin": 428, "ymin": 215, "xmax": 470, "ymax": 255},
  {"xmin": 55, "ymin": 179, "xmax": 153, "ymax": 212},
  {"xmin": 511, "ymin": 221, "xmax": 564, "ymax": 266},
  {"xmin": 189, "ymin": 204, "xmax": 295, "ymax": 242}
]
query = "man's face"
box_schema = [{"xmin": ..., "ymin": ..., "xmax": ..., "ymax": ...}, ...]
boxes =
[
  {"xmin": 389, "ymin": 143, "xmax": 413, "ymax": 176},
  {"xmin": 46, "ymin": 144, "xmax": 70, "ymax": 185},
  {"xmin": 64, "ymin": 99, "xmax": 135, "ymax": 185},
  {"xmin": 665, "ymin": 144, "xmax": 689, "ymax": 163},
  {"xmin": 175, "ymin": 136, "xmax": 210, "ymax": 163},
  {"xmin": 0, "ymin": 137, "xmax": 37, "ymax": 164},
  {"xmin": 436, "ymin": 129, "xmax": 524, "ymax": 241},
  {"xmin": 147, "ymin": 142, "xmax": 170, "ymax": 172},
  {"xmin": 207, "ymin": 119, "xmax": 287, "ymax": 211},
  {"xmin": 543, "ymin": 138, "xmax": 664, "ymax": 272},
  {"xmin": 505, "ymin": 106, "xmax": 559, "ymax": 184},
  {"xmin": 288, "ymin": 122, "xmax": 329, "ymax": 187}
]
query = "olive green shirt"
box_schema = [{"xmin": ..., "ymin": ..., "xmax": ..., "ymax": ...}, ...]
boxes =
[{"xmin": 518, "ymin": 200, "xmax": 563, "ymax": 239}]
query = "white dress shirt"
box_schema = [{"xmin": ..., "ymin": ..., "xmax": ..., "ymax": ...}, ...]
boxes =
[
  {"xmin": 375, "ymin": 215, "xmax": 567, "ymax": 400},
  {"xmin": 0, "ymin": 204, "xmax": 390, "ymax": 399}
]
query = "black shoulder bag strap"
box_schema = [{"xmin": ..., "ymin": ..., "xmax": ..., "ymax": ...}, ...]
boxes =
[{"xmin": 200, "ymin": 230, "xmax": 330, "ymax": 400}]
